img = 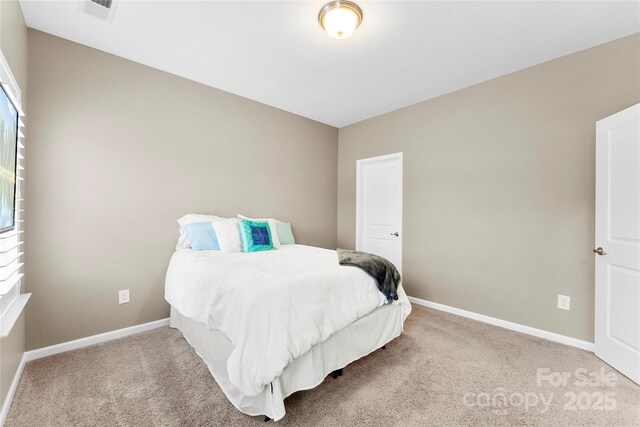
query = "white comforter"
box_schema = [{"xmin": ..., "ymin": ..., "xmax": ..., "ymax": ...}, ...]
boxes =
[{"xmin": 165, "ymin": 244, "xmax": 411, "ymax": 397}]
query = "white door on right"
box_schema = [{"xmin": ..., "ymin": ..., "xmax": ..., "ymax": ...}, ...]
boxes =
[
  {"xmin": 356, "ymin": 153, "xmax": 403, "ymax": 273},
  {"xmin": 595, "ymin": 103, "xmax": 640, "ymax": 385}
]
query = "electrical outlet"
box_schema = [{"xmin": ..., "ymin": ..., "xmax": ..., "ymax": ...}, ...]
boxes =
[
  {"xmin": 557, "ymin": 295, "xmax": 570, "ymax": 311},
  {"xmin": 118, "ymin": 289, "xmax": 130, "ymax": 305}
]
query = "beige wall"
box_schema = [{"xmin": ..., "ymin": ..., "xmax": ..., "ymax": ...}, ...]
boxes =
[
  {"xmin": 0, "ymin": 0, "xmax": 27, "ymax": 93},
  {"xmin": 0, "ymin": 0, "xmax": 28, "ymax": 407},
  {"xmin": 0, "ymin": 315, "xmax": 24, "ymax": 406},
  {"xmin": 26, "ymin": 30, "xmax": 338, "ymax": 350},
  {"xmin": 338, "ymin": 34, "xmax": 640, "ymax": 343}
]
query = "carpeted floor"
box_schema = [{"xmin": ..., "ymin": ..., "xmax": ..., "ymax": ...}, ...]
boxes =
[{"xmin": 6, "ymin": 305, "xmax": 640, "ymax": 426}]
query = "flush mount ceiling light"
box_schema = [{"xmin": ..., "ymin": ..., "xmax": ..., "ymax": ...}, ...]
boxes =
[{"xmin": 318, "ymin": 1, "xmax": 363, "ymax": 39}]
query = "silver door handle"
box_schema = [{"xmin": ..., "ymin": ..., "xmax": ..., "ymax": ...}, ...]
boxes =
[
  {"xmin": 593, "ymin": 247, "xmax": 606, "ymax": 255},
  {"xmin": 391, "ymin": 232, "xmax": 399, "ymax": 237}
]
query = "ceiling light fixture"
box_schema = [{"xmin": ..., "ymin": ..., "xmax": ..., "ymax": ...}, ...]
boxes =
[{"xmin": 318, "ymin": 1, "xmax": 363, "ymax": 39}]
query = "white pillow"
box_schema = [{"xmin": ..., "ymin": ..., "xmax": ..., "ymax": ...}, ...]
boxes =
[
  {"xmin": 211, "ymin": 218, "xmax": 243, "ymax": 253},
  {"xmin": 237, "ymin": 215, "xmax": 281, "ymax": 248},
  {"xmin": 176, "ymin": 214, "xmax": 222, "ymax": 250}
]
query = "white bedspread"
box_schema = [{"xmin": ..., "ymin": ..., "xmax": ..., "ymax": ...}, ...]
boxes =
[{"xmin": 165, "ymin": 244, "xmax": 410, "ymax": 397}]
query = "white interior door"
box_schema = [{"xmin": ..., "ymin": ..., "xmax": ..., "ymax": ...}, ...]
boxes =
[
  {"xmin": 356, "ymin": 153, "xmax": 402, "ymax": 273},
  {"xmin": 595, "ymin": 104, "xmax": 640, "ymax": 385}
]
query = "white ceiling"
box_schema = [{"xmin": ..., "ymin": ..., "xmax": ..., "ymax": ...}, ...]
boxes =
[{"xmin": 19, "ymin": 1, "xmax": 640, "ymax": 127}]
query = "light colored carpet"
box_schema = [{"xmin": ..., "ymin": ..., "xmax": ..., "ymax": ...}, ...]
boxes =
[{"xmin": 6, "ymin": 305, "xmax": 640, "ymax": 426}]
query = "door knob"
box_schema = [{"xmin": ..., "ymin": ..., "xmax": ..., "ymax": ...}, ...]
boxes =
[
  {"xmin": 390, "ymin": 232, "xmax": 399, "ymax": 237},
  {"xmin": 593, "ymin": 247, "xmax": 606, "ymax": 255}
]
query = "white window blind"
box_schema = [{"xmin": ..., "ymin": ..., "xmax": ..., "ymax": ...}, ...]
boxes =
[{"xmin": 0, "ymin": 51, "xmax": 30, "ymax": 338}]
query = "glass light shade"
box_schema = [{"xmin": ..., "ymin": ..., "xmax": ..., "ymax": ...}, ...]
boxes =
[{"xmin": 319, "ymin": 1, "xmax": 363, "ymax": 39}]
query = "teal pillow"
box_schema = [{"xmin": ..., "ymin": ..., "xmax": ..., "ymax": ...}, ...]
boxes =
[
  {"xmin": 183, "ymin": 222, "xmax": 220, "ymax": 251},
  {"xmin": 238, "ymin": 219, "xmax": 274, "ymax": 252},
  {"xmin": 276, "ymin": 221, "xmax": 295, "ymax": 245}
]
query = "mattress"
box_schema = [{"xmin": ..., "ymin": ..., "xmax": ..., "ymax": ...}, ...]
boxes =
[{"xmin": 170, "ymin": 302, "xmax": 404, "ymax": 421}]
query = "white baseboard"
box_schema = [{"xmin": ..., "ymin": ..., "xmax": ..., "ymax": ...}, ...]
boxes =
[
  {"xmin": 24, "ymin": 318, "xmax": 170, "ymax": 362},
  {"xmin": 0, "ymin": 354, "xmax": 26, "ymax": 427},
  {"xmin": 408, "ymin": 296, "xmax": 595, "ymax": 352}
]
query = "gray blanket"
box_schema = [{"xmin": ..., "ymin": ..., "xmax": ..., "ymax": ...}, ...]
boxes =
[{"xmin": 337, "ymin": 249, "xmax": 401, "ymax": 303}]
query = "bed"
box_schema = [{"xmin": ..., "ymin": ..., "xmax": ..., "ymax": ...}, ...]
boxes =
[{"xmin": 165, "ymin": 244, "xmax": 411, "ymax": 421}]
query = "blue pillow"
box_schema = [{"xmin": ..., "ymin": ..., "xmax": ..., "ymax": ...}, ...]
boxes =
[
  {"xmin": 183, "ymin": 222, "xmax": 220, "ymax": 251},
  {"xmin": 238, "ymin": 219, "xmax": 274, "ymax": 252},
  {"xmin": 276, "ymin": 221, "xmax": 295, "ymax": 245}
]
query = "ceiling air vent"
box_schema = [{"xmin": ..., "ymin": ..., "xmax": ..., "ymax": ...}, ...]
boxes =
[
  {"xmin": 78, "ymin": 0, "xmax": 118, "ymax": 23},
  {"xmin": 92, "ymin": 0, "xmax": 113, "ymax": 7}
]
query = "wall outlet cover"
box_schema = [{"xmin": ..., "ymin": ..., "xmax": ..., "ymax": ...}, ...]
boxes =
[
  {"xmin": 118, "ymin": 289, "xmax": 130, "ymax": 304},
  {"xmin": 557, "ymin": 294, "xmax": 570, "ymax": 311}
]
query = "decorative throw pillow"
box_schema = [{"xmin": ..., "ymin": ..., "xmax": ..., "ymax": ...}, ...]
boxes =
[
  {"xmin": 211, "ymin": 218, "xmax": 243, "ymax": 253},
  {"xmin": 238, "ymin": 219, "xmax": 274, "ymax": 252},
  {"xmin": 176, "ymin": 213, "xmax": 222, "ymax": 250},
  {"xmin": 237, "ymin": 215, "xmax": 282, "ymax": 248},
  {"xmin": 276, "ymin": 221, "xmax": 295, "ymax": 245},
  {"xmin": 183, "ymin": 222, "xmax": 220, "ymax": 251}
]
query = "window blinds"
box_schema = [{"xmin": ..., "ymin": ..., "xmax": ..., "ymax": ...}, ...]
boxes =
[{"xmin": 0, "ymin": 52, "xmax": 30, "ymax": 338}]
